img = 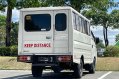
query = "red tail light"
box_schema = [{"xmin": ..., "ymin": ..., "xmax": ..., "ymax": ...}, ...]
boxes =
[
  {"xmin": 57, "ymin": 56, "xmax": 72, "ymax": 62},
  {"xmin": 18, "ymin": 56, "xmax": 31, "ymax": 62}
]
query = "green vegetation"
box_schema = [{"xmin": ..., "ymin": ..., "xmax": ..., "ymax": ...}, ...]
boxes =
[
  {"xmin": 0, "ymin": 15, "xmax": 6, "ymax": 46},
  {"xmin": 115, "ymin": 40, "xmax": 119, "ymax": 46},
  {"xmin": 0, "ymin": 57, "xmax": 119, "ymax": 71},
  {"xmin": 0, "ymin": 15, "xmax": 18, "ymax": 47},
  {"xmin": 0, "ymin": 46, "xmax": 17, "ymax": 56},
  {"xmin": 104, "ymin": 46, "xmax": 119, "ymax": 57},
  {"xmin": 82, "ymin": 6, "xmax": 119, "ymax": 47},
  {"xmin": 115, "ymin": 34, "xmax": 119, "ymax": 43},
  {"xmin": 96, "ymin": 39, "xmax": 105, "ymax": 48},
  {"xmin": 10, "ymin": 22, "xmax": 18, "ymax": 45}
]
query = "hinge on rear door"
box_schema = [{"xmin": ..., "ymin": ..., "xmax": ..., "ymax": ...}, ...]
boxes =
[{"xmin": 53, "ymin": 24, "xmax": 55, "ymax": 41}]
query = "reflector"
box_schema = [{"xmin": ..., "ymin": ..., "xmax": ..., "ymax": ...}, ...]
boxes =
[
  {"xmin": 57, "ymin": 56, "xmax": 72, "ymax": 62},
  {"xmin": 18, "ymin": 56, "xmax": 31, "ymax": 62}
]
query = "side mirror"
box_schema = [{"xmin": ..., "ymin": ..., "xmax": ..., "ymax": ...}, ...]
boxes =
[{"xmin": 95, "ymin": 37, "xmax": 99, "ymax": 44}]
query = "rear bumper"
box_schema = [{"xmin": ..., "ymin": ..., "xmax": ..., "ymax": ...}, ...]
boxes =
[{"xmin": 17, "ymin": 55, "xmax": 73, "ymax": 66}]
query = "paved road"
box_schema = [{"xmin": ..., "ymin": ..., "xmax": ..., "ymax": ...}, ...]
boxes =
[{"xmin": 0, "ymin": 70, "xmax": 119, "ymax": 79}]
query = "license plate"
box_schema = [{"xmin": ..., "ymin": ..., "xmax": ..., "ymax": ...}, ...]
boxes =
[{"xmin": 38, "ymin": 57, "xmax": 53, "ymax": 62}]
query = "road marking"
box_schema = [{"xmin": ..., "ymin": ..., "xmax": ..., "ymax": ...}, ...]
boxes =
[
  {"xmin": 98, "ymin": 71, "xmax": 112, "ymax": 79},
  {"xmin": 13, "ymin": 75, "xmax": 32, "ymax": 79}
]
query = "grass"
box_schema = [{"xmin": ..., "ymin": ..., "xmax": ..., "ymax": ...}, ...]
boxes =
[
  {"xmin": 0, "ymin": 57, "xmax": 119, "ymax": 71},
  {"xmin": 0, "ymin": 56, "xmax": 31, "ymax": 70},
  {"xmin": 96, "ymin": 57, "xmax": 119, "ymax": 71}
]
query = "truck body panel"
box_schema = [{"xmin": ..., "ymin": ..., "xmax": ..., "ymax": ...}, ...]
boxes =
[{"xmin": 18, "ymin": 7, "xmax": 97, "ymax": 77}]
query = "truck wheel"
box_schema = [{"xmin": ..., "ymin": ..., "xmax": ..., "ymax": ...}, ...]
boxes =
[
  {"xmin": 32, "ymin": 66, "xmax": 43, "ymax": 77},
  {"xmin": 89, "ymin": 59, "xmax": 96, "ymax": 74},
  {"xmin": 73, "ymin": 59, "xmax": 83, "ymax": 78},
  {"xmin": 52, "ymin": 66, "xmax": 61, "ymax": 73}
]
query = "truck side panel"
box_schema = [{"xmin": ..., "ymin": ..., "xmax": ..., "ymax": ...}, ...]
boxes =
[{"xmin": 18, "ymin": 11, "xmax": 23, "ymax": 55}]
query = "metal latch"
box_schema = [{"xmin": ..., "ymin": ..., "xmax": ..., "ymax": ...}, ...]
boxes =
[{"xmin": 46, "ymin": 36, "xmax": 51, "ymax": 39}]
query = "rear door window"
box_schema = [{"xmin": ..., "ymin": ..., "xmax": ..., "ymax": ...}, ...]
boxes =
[
  {"xmin": 25, "ymin": 14, "xmax": 51, "ymax": 31},
  {"xmin": 55, "ymin": 13, "xmax": 67, "ymax": 31}
]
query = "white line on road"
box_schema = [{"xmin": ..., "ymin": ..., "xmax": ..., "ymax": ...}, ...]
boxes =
[
  {"xmin": 13, "ymin": 75, "xmax": 32, "ymax": 79},
  {"xmin": 98, "ymin": 71, "xmax": 112, "ymax": 79}
]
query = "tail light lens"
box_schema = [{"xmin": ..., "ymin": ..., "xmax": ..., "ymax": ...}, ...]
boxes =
[
  {"xmin": 57, "ymin": 56, "xmax": 72, "ymax": 62},
  {"xmin": 18, "ymin": 56, "xmax": 31, "ymax": 62}
]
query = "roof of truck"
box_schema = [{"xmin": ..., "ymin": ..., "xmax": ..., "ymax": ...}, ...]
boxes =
[
  {"xmin": 20, "ymin": 6, "xmax": 90, "ymax": 22},
  {"xmin": 20, "ymin": 6, "xmax": 72, "ymax": 11}
]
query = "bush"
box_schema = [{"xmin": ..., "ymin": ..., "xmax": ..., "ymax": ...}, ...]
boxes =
[
  {"xmin": 10, "ymin": 45, "xmax": 18, "ymax": 56},
  {"xmin": 0, "ymin": 45, "xmax": 18, "ymax": 56},
  {"xmin": 0, "ymin": 47, "xmax": 11, "ymax": 56},
  {"xmin": 104, "ymin": 46, "xmax": 119, "ymax": 57}
]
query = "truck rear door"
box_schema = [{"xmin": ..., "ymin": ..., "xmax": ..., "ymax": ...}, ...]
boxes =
[
  {"xmin": 53, "ymin": 10, "xmax": 69, "ymax": 54},
  {"xmin": 22, "ymin": 11, "xmax": 53, "ymax": 54}
]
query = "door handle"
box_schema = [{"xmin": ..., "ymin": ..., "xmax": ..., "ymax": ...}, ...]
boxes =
[{"xmin": 46, "ymin": 36, "xmax": 51, "ymax": 39}]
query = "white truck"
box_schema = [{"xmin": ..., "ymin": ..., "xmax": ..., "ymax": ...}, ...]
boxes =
[{"xmin": 18, "ymin": 7, "xmax": 99, "ymax": 78}]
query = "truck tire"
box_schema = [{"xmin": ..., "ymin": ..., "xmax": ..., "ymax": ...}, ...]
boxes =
[
  {"xmin": 73, "ymin": 59, "xmax": 83, "ymax": 78},
  {"xmin": 89, "ymin": 59, "xmax": 96, "ymax": 74},
  {"xmin": 52, "ymin": 66, "xmax": 61, "ymax": 73},
  {"xmin": 32, "ymin": 66, "xmax": 43, "ymax": 77}
]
